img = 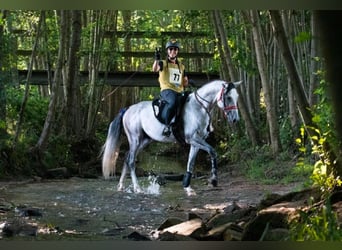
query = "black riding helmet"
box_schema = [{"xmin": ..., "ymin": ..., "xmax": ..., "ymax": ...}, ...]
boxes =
[{"xmin": 165, "ymin": 40, "xmax": 180, "ymax": 50}]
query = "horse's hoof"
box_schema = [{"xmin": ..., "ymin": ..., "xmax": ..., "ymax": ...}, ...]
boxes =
[
  {"xmin": 117, "ymin": 183, "xmax": 125, "ymax": 191},
  {"xmin": 210, "ymin": 179, "xmax": 218, "ymax": 187},
  {"xmin": 184, "ymin": 186, "xmax": 196, "ymax": 196},
  {"xmin": 182, "ymin": 172, "xmax": 192, "ymax": 187},
  {"xmin": 134, "ymin": 187, "xmax": 143, "ymax": 193}
]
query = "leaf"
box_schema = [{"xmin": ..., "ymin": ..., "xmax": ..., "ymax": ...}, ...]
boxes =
[{"xmin": 294, "ymin": 31, "xmax": 311, "ymax": 43}]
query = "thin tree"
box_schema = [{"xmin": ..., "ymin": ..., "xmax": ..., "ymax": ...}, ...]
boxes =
[
  {"xmin": 315, "ymin": 10, "xmax": 342, "ymax": 177},
  {"xmin": 211, "ymin": 10, "xmax": 260, "ymax": 147},
  {"xmin": 0, "ymin": 10, "xmax": 8, "ymax": 139},
  {"xmin": 13, "ymin": 11, "xmax": 43, "ymax": 149},
  {"xmin": 35, "ymin": 10, "xmax": 67, "ymax": 151},
  {"xmin": 64, "ymin": 10, "xmax": 82, "ymax": 137},
  {"xmin": 248, "ymin": 10, "xmax": 282, "ymax": 154}
]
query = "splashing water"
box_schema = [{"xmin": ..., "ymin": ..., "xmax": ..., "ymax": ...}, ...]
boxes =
[{"xmin": 144, "ymin": 175, "xmax": 160, "ymax": 195}]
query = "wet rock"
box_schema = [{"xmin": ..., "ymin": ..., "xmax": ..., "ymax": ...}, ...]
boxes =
[
  {"xmin": 124, "ymin": 231, "xmax": 151, "ymax": 241},
  {"xmin": 0, "ymin": 199, "xmax": 14, "ymax": 213},
  {"xmin": 15, "ymin": 206, "xmax": 42, "ymax": 217},
  {"xmin": 162, "ymin": 174, "xmax": 184, "ymax": 182},
  {"xmin": 1, "ymin": 221, "xmax": 38, "ymax": 237},
  {"xmin": 101, "ymin": 227, "xmax": 124, "ymax": 236},
  {"xmin": 46, "ymin": 167, "xmax": 70, "ymax": 179}
]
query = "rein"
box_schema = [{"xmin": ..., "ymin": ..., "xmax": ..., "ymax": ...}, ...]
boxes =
[{"xmin": 194, "ymin": 88, "xmax": 218, "ymax": 132}]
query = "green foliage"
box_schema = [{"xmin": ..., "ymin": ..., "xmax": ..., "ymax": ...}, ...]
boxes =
[
  {"xmin": 290, "ymin": 201, "xmax": 342, "ymax": 241},
  {"xmin": 6, "ymin": 86, "xmax": 49, "ymax": 145},
  {"xmin": 297, "ymin": 125, "xmax": 342, "ymax": 198}
]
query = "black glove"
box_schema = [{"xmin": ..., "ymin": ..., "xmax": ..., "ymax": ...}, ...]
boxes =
[{"xmin": 155, "ymin": 47, "xmax": 161, "ymax": 60}]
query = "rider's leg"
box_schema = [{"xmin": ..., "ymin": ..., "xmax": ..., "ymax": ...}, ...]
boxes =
[{"xmin": 160, "ymin": 89, "xmax": 177, "ymax": 136}]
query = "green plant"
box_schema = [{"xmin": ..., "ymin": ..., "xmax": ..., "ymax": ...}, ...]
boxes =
[
  {"xmin": 296, "ymin": 126, "xmax": 342, "ymax": 199},
  {"xmin": 290, "ymin": 201, "xmax": 342, "ymax": 241}
]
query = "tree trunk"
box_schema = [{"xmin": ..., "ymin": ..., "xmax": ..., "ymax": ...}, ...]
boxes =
[
  {"xmin": 211, "ymin": 10, "xmax": 260, "ymax": 147},
  {"xmin": 85, "ymin": 10, "xmax": 105, "ymax": 137},
  {"xmin": 308, "ymin": 11, "xmax": 320, "ymax": 106},
  {"xmin": 270, "ymin": 10, "xmax": 341, "ymax": 175},
  {"xmin": 249, "ymin": 10, "xmax": 282, "ymax": 154},
  {"xmin": 35, "ymin": 10, "xmax": 67, "ymax": 151},
  {"xmin": 65, "ymin": 10, "xmax": 82, "ymax": 137},
  {"xmin": 269, "ymin": 11, "xmax": 311, "ymax": 124},
  {"xmin": 0, "ymin": 10, "xmax": 8, "ymax": 139},
  {"xmin": 315, "ymin": 10, "xmax": 342, "ymax": 177},
  {"xmin": 13, "ymin": 11, "xmax": 43, "ymax": 149}
]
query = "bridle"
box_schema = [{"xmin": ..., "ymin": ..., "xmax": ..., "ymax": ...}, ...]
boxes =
[
  {"xmin": 194, "ymin": 82, "xmax": 237, "ymax": 112},
  {"xmin": 217, "ymin": 82, "xmax": 238, "ymax": 112},
  {"xmin": 193, "ymin": 82, "xmax": 237, "ymax": 130}
]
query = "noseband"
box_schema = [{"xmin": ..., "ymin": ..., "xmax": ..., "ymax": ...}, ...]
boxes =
[{"xmin": 217, "ymin": 82, "xmax": 238, "ymax": 112}]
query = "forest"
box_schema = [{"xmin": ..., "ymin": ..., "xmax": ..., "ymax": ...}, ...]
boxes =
[{"xmin": 0, "ymin": 10, "xmax": 342, "ymax": 240}]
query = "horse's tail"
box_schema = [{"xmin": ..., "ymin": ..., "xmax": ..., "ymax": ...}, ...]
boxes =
[{"xmin": 101, "ymin": 108, "xmax": 127, "ymax": 180}]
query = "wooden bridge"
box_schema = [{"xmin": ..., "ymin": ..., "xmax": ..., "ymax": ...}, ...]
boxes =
[{"xmin": 18, "ymin": 70, "xmax": 220, "ymax": 87}]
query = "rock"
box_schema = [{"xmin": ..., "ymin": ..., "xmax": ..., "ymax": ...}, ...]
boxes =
[
  {"xmin": 207, "ymin": 206, "xmax": 256, "ymax": 229},
  {"xmin": 46, "ymin": 167, "xmax": 70, "ymax": 179},
  {"xmin": 223, "ymin": 227, "xmax": 243, "ymax": 241},
  {"xmin": 187, "ymin": 212, "xmax": 202, "ymax": 220},
  {"xmin": 224, "ymin": 201, "xmax": 241, "ymax": 213},
  {"xmin": 15, "ymin": 207, "xmax": 42, "ymax": 217},
  {"xmin": 158, "ymin": 231, "xmax": 196, "ymax": 241},
  {"xmin": 162, "ymin": 174, "xmax": 184, "ymax": 181},
  {"xmin": 261, "ymin": 228, "xmax": 290, "ymax": 241},
  {"xmin": 157, "ymin": 217, "xmax": 184, "ymax": 231},
  {"xmin": 160, "ymin": 218, "xmax": 205, "ymax": 239},
  {"xmin": 124, "ymin": 231, "xmax": 151, "ymax": 241},
  {"xmin": 241, "ymin": 201, "xmax": 300, "ymax": 240},
  {"xmin": 0, "ymin": 199, "xmax": 14, "ymax": 213},
  {"xmin": 2, "ymin": 221, "xmax": 38, "ymax": 237},
  {"xmin": 202, "ymin": 222, "xmax": 244, "ymax": 241}
]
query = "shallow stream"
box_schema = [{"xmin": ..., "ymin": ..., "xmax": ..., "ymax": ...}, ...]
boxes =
[{"xmin": 0, "ymin": 146, "xmax": 299, "ymax": 240}]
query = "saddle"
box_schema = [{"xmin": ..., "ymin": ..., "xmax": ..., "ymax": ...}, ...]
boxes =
[{"xmin": 152, "ymin": 91, "xmax": 191, "ymax": 144}]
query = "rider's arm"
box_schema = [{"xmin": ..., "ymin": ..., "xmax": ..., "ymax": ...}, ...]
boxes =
[
  {"xmin": 153, "ymin": 60, "xmax": 163, "ymax": 72},
  {"xmin": 152, "ymin": 60, "xmax": 160, "ymax": 72}
]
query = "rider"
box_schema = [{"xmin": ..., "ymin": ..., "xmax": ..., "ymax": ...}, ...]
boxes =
[{"xmin": 152, "ymin": 39, "xmax": 188, "ymax": 136}]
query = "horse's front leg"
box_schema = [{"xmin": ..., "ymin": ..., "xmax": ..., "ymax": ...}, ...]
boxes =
[
  {"xmin": 187, "ymin": 138, "xmax": 218, "ymax": 189},
  {"xmin": 183, "ymin": 145, "xmax": 199, "ymax": 196}
]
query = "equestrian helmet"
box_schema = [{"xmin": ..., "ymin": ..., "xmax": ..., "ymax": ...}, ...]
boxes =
[{"xmin": 165, "ymin": 40, "xmax": 180, "ymax": 50}]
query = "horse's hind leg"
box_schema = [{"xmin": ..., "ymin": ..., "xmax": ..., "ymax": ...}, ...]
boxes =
[
  {"xmin": 117, "ymin": 162, "xmax": 128, "ymax": 191},
  {"xmin": 127, "ymin": 137, "xmax": 152, "ymax": 193}
]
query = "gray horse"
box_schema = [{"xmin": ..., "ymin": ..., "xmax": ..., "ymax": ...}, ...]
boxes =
[{"xmin": 101, "ymin": 80, "xmax": 241, "ymax": 195}]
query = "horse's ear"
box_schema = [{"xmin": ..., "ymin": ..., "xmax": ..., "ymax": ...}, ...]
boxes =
[{"xmin": 234, "ymin": 80, "xmax": 242, "ymax": 87}]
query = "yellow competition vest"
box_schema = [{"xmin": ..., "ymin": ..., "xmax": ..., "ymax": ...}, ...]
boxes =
[{"xmin": 158, "ymin": 60, "xmax": 185, "ymax": 92}]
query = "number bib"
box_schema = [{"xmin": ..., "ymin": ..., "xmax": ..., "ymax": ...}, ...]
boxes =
[{"xmin": 168, "ymin": 68, "xmax": 182, "ymax": 87}]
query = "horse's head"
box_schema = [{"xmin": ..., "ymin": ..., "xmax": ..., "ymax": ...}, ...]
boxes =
[{"xmin": 217, "ymin": 81, "xmax": 242, "ymax": 123}]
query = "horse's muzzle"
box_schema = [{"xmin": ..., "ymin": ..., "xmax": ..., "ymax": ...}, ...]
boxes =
[{"xmin": 226, "ymin": 111, "xmax": 239, "ymax": 123}]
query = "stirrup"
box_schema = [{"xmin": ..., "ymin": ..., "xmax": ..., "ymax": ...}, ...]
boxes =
[{"xmin": 162, "ymin": 126, "xmax": 171, "ymax": 137}]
